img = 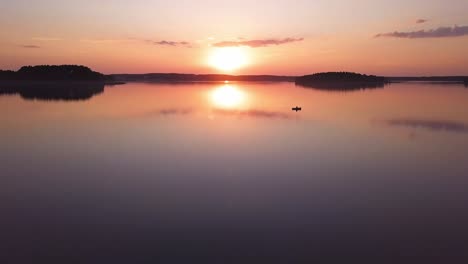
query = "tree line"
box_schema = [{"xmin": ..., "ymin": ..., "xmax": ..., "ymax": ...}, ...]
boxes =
[{"xmin": 0, "ymin": 65, "xmax": 104, "ymax": 81}]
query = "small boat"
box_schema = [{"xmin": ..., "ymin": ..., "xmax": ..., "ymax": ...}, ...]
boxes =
[{"xmin": 292, "ymin": 106, "xmax": 302, "ymax": 112}]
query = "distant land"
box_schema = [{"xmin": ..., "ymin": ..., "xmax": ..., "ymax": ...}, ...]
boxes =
[
  {"xmin": 109, "ymin": 73, "xmax": 294, "ymax": 82},
  {"xmin": 295, "ymin": 72, "xmax": 387, "ymax": 90},
  {"xmin": 1, "ymin": 65, "xmax": 467, "ymax": 91},
  {"xmin": 0, "ymin": 65, "xmax": 106, "ymax": 100},
  {"xmin": 110, "ymin": 72, "xmax": 467, "ymax": 88},
  {"xmin": 387, "ymin": 76, "xmax": 468, "ymax": 83},
  {"xmin": 0, "ymin": 65, "xmax": 104, "ymax": 81}
]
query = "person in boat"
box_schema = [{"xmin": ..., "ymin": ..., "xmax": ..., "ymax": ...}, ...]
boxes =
[{"xmin": 292, "ymin": 106, "xmax": 302, "ymax": 112}]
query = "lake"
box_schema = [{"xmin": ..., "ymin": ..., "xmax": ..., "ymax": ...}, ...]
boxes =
[{"xmin": 1, "ymin": 81, "xmax": 468, "ymax": 262}]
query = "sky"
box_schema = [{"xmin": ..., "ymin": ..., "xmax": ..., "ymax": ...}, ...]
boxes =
[{"xmin": 1, "ymin": 0, "xmax": 468, "ymax": 76}]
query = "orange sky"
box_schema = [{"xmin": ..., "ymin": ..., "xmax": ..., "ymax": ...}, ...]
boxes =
[{"xmin": 1, "ymin": 0, "xmax": 468, "ymax": 76}]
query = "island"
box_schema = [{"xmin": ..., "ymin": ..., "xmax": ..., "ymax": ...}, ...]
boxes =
[
  {"xmin": 1, "ymin": 65, "xmax": 105, "ymax": 81},
  {"xmin": 295, "ymin": 72, "xmax": 387, "ymax": 91},
  {"xmin": 0, "ymin": 65, "xmax": 107, "ymax": 101}
]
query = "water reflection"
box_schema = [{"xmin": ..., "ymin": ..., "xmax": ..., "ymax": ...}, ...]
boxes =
[
  {"xmin": 213, "ymin": 108, "xmax": 292, "ymax": 119},
  {"xmin": 0, "ymin": 81, "xmax": 104, "ymax": 101},
  {"xmin": 210, "ymin": 84, "xmax": 247, "ymax": 108},
  {"xmin": 2, "ymin": 81, "xmax": 468, "ymax": 261},
  {"xmin": 382, "ymin": 118, "xmax": 468, "ymax": 134},
  {"xmin": 159, "ymin": 108, "xmax": 195, "ymax": 116},
  {"xmin": 296, "ymin": 82, "xmax": 385, "ymax": 91}
]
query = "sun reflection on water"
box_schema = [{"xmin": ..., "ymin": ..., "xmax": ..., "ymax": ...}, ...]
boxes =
[{"xmin": 210, "ymin": 84, "xmax": 247, "ymax": 108}]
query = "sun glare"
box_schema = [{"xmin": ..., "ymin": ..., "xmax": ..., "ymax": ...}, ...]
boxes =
[
  {"xmin": 211, "ymin": 85, "xmax": 246, "ymax": 108},
  {"xmin": 208, "ymin": 47, "xmax": 248, "ymax": 72}
]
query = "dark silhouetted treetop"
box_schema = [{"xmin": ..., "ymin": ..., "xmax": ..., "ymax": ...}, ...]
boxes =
[
  {"xmin": 16, "ymin": 65, "xmax": 104, "ymax": 81},
  {"xmin": 0, "ymin": 70, "xmax": 17, "ymax": 80},
  {"xmin": 295, "ymin": 72, "xmax": 387, "ymax": 91}
]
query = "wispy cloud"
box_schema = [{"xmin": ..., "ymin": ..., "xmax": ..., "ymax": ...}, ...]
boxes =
[
  {"xmin": 382, "ymin": 118, "xmax": 468, "ymax": 133},
  {"xmin": 375, "ymin": 25, "xmax": 468, "ymax": 38},
  {"xmin": 213, "ymin": 38, "xmax": 304, "ymax": 48},
  {"xmin": 146, "ymin": 40, "xmax": 191, "ymax": 47},
  {"xmin": 80, "ymin": 38, "xmax": 128, "ymax": 44},
  {"xmin": 32, "ymin": 37, "xmax": 62, "ymax": 41},
  {"xmin": 78, "ymin": 37, "xmax": 192, "ymax": 48},
  {"xmin": 415, "ymin": 19, "xmax": 428, "ymax": 24},
  {"xmin": 20, "ymin": 45, "xmax": 40, "ymax": 49}
]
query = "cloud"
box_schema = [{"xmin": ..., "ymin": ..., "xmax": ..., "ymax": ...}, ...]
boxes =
[
  {"xmin": 80, "ymin": 38, "xmax": 127, "ymax": 44},
  {"xmin": 32, "ymin": 37, "xmax": 62, "ymax": 41},
  {"xmin": 375, "ymin": 25, "xmax": 468, "ymax": 38},
  {"xmin": 213, "ymin": 38, "xmax": 304, "ymax": 48},
  {"xmin": 20, "ymin": 45, "xmax": 40, "ymax": 49},
  {"xmin": 147, "ymin": 40, "xmax": 191, "ymax": 47},
  {"xmin": 415, "ymin": 19, "xmax": 428, "ymax": 24},
  {"xmin": 79, "ymin": 37, "xmax": 192, "ymax": 47},
  {"xmin": 382, "ymin": 118, "xmax": 468, "ymax": 133}
]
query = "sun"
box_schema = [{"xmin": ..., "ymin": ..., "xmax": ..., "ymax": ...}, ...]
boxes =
[
  {"xmin": 208, "ymin": 47, "xmax": 249, "ymax": 72},
  {"xmin": 210, "ymin": 85, "xmax": 246, "ymax": 108}
]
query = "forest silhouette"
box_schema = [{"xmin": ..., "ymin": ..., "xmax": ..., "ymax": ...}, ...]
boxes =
[
  {"xmin": 296, "ymin": 72, "xmax": 387, "ymax": 91},
  {"xmin": 0, "ymin": 65, "xmax": 104, "ymax": 81},
  {"xmin": 0, "ymin": 65, "xmax": 105, "ymax": 100}
]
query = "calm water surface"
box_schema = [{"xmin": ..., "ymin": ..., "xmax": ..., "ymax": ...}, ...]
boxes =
[{"xmin": 1, "ymin": 82, "xmax": 468, "ymax": 261}]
